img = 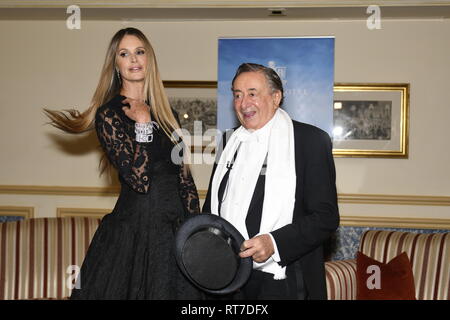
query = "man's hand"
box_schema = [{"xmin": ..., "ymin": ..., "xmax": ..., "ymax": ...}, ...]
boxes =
[{"xmin": 239, "ymin": 234, "xmax": 274, "ymax": 263}]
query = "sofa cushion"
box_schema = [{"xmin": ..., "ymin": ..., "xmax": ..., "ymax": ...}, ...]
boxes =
[
  {"xmin": 359, "ymin": 230, "xmax": 449, "ymax": 300},
  {"xmin": 356, "ymin": 251, "xmax": 416, "ymax": 300}
]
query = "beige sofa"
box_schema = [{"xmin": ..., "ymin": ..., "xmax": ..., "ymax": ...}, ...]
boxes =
[
  {"xmin": 325, "ymin": 229, "xmax": 449, "ymax": 300},
  {"xmin": 1, "ymin": 217, "xmax": 448, "ymax": 299},
  {"xmin": 0, "ymin": 217, "xmax": 100, "ymax": 299}
]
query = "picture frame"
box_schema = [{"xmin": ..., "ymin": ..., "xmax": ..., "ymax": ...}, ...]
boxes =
[
  {"xmin": 163, "ymin": 81, "xmax": 410, "ymax": 159},
  {"xmin": 163, "ymin": 81, "xmax": 217, "ymax": 153},
  {"xmin": 332, "ymin": 83, "xmax": 410, "ymax": 158}
]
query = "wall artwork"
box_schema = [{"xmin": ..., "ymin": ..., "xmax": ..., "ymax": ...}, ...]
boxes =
[
  {"xmin": 332, "ymin": 83, "xmax": 410, "ymax": 158},
  {"xmin": 164, "ymin": 81, "xmax": 217, "ymax": 152}
]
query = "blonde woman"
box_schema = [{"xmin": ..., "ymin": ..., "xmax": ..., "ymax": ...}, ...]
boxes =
[{"xmin": 45, "ymin": 28, "xmax": 202, "ymax": 299}]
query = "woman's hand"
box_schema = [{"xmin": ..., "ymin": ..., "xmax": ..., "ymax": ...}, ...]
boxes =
[{"xmin": 122, "ymin": 97, "xmax": 151, "ymax": 123}]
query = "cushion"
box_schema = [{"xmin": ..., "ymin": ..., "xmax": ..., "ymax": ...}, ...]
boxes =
[
  {"xmin": 358, "ymin": 230, "xmax": 450, "ymax": 300},
  {"xmin": 356, "ymin": 251, "xmax": 416, "ymax": 300}
]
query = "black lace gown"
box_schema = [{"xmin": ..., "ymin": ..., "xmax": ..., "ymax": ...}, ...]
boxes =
[{"xmin": 70, "ymin": 95, "xmax": 202, "ymax": 300}]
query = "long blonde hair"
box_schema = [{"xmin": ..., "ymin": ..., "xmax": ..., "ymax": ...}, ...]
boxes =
[{"xmin": 44, "ymin": 28, "xmax": 187, "ymax": 174}]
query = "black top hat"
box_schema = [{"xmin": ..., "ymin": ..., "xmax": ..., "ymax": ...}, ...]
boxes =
[{"xmin": 174, "ymin": 213, "xmax": 252, "ymax": 295}]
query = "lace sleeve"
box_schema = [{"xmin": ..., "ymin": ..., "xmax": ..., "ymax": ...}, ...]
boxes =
[
  {"xmin": 179, "ymin": 167, "xmax": 200, "ymax": 215},
  {"xmin": 95, "ymin": 107, "xmax": 151, "ymax": 193},
  {"xmin": 171, "ymin": 109, "xmax": 200, "ymax": 214}
]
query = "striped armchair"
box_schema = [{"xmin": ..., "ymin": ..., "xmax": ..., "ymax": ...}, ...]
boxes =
[
  {"xmin": 325, "ymin": 230, "xmax": 450, "ymax": 300},
  {"xmin": 0, "ymin": 217, "xmax": 100, "ymax": 299}
]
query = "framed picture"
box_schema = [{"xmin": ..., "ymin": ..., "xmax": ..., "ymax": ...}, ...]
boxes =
[
  {"xmin": 163, "ymin": 81, "xmax": 217, "ymax": 153},
  {"xmin": 332, "ymin": 83, "xmax": 410, "ymax": 158}
]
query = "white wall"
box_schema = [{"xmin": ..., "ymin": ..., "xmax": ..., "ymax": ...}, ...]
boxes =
[{"xmin": 0, "ymin": 18, "xmax": 449, "ymax": 220}]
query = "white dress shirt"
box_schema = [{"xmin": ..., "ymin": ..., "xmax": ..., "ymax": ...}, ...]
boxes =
[{"xmin": 220, "ymin": 116, "xmax": 282, "ymax": 271}]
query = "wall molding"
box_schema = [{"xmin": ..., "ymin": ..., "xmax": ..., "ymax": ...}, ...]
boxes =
[
  {"xmin": 57, "ymin": 208, "xmax": 110, "ymax": 219},
  {"xmin": 338, "ymin": 193, "xmax": 450, "ymax": 206},
  {"xmin": 53, "ymin": 209, "xmax": 450, "ymax": 230},
  {"xmin": 0, "ymin": 185, "xmax": 119, "ymax": 196},
  {"xmin": 0, "ymin": 206, "xmax": 34, "ymax": 219},
  {"xmin": 340, "ymin": 215, "xmax": 450, "ymax": 230},
  {"xmin": 198, "ymin": 189, "xmax": 207, "ymax": 199},
  {"xmin": 1, "ymin": 185, "xmax": 449, "ymax": 207},
  {"xmin": 0, "ymin": 203, "xmax": 445, "ymax": 230},
  {"xmin": 47, "ymin": 208, "xmax": 450, "ymax": 230},
  {"xmin": 1, "ymin": 0, "xmax": 448, "ymax": 8}
]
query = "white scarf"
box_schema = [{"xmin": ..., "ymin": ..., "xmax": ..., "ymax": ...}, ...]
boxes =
[{"xmin": 210, "ymin": 108, "xmax": 296, "ymax": 279}]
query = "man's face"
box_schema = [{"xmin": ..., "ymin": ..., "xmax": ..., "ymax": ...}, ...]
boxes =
[{"xmin": 232, "ymin": 71, "xmax": 281, "ymax": 130}]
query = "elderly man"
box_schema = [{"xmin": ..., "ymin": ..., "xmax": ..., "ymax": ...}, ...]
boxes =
[{"xmin": 203, "ymin": 63, "xmax": 339, "ymax": 300}]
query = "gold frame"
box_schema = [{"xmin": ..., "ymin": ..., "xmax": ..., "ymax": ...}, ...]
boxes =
[
  {"xmin": 332, "ymin": 83, "xmax": 410, "ymax": 158},
  {"xmin": 163, "ymin": 81, "xmax": 217, "ymax": 153},
  {"xmin": 163, "ymin": 81, "xmax": 216, "ymax": 89}
]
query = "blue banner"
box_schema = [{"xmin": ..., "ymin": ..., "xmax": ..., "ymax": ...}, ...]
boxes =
[{"xmin": 218, "ymin": 37, "xmax": 335, "ymax": 136}]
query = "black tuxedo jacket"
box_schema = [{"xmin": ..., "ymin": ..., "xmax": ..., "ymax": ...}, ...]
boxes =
[{"xmin": 203, "ymin": 120, "xmax": 339, "ymax": 300}]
